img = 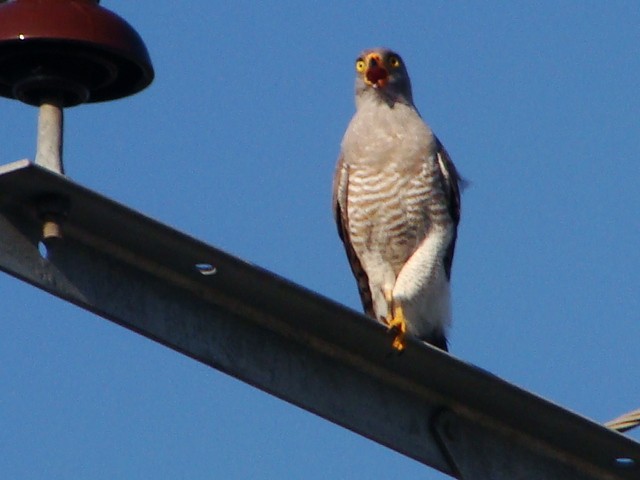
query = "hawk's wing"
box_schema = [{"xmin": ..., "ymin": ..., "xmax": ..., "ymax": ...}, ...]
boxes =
[
  {"xmin": 332, "ymin": 154, "xmax": 375, "ymax": 318},
  {"xmin": 434, "ymin": 137, "xmax": 462, "ymax": 280}
]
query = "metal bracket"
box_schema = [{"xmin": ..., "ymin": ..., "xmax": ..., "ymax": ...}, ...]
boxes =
[{"xmin": 1, "ymin": 160, "xmax": 638, "ymax": 479}]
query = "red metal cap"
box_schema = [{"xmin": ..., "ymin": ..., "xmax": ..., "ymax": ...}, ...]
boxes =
[{"xmin": 0, "ymin": 0, "xmax": 154, "ymax": 106}]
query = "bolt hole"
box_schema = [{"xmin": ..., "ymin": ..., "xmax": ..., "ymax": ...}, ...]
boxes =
[
  {"xmin": 614, "ymin": 457, "xmax": 636, "ymax": 469},
  {"xmin": 38, "ymin": 241, "xmax": 49, "ymax": 259},
  {"xmin": 195, "ymin": 263, "xmax": 217, "ymax": 275}
]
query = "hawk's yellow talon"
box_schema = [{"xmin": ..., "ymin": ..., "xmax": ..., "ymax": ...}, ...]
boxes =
[
  {"xmin": 387, "ymin": 302, "xmax": 407, "ymax": 352},
  {"xmin": 391, "ymin": 334, "xmax": 405, "ymax": 352}
]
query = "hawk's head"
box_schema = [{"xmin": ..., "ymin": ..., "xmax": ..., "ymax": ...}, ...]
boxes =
[{"xmin": 354, "ymin": 48, "xmax": 413, "ymax": 107}]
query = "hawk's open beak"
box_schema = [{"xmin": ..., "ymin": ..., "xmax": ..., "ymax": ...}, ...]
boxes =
[{"xmin": 365, "ymin": 55, "xmax": 388, "ymax": 88}]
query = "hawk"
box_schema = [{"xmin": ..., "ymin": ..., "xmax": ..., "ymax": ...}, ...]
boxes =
[{"xmin": 332, "ymin": 48, "xmax": 462, "ymax": 352}]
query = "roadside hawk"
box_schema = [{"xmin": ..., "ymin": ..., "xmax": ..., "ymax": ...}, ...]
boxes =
[{"xmin": 332, "ymin": 48, "xmax": 462, "ymax": 352}]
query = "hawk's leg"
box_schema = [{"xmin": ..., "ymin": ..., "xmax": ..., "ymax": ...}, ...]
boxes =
[{"xmin": 384, "ymin": 290, "xmax": 407, "ymax": 352}]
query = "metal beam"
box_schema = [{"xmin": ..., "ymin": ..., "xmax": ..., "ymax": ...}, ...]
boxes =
[{"xmin": 0, "ymin": 159, "xmax": 638, "ymax": 479}]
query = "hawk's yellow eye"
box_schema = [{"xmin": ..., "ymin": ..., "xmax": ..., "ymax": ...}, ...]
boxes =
[
  {"xmin": 355, "ymin": 59, "xmax": 366, "ymax": 72},
  {"xmin": 388, "ymin": 56, "xmax": 401, "ymax": 68}
]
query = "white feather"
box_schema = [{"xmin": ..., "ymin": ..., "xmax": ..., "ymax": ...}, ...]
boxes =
[{"xmin": 393, "ymin": 225, "xmax": 453, "ymax": 337}]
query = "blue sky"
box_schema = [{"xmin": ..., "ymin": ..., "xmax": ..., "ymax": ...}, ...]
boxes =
[{"xmin": 1, "ymin": 1, "xmax": 639, "ymax": 478}]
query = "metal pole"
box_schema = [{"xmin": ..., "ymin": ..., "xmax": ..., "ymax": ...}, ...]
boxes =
[
  {"xmin": 33, "ymin": 98, "xmax": 66, "ymax": 250},
  {"xmin": 35, "ymin": 99, "xmax": 64, "ymax": 175}
]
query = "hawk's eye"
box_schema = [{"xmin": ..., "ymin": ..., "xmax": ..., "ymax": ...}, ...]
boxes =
[
  {"xmin": 388, "ymin": 56, "xmax": 401, "ymax": 68},
  {"xmin": 355, "ymin": 59, "xmax": 366, "ymax": 72}
]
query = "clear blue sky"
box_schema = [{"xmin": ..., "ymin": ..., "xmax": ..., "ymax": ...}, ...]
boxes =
[{"xmin": 2, "ymin": 1, "xmax": 639, "ymax": 478}]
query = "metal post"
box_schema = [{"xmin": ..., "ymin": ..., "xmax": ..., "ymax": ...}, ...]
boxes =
[
  {"xmin": 34, "ymin": 99, "xmax": 66, "ymax": 250},
  {"xmin": 35, "ymin": 99, "xmax": 64, "ymax": 175}
]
